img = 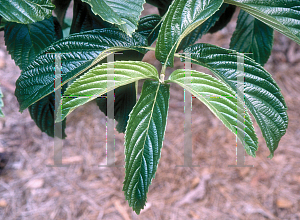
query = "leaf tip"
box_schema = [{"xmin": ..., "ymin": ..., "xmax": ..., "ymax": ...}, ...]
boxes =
[{"xmin": 267, "ymin": 152, "xmax": 274, "ymax": 159}]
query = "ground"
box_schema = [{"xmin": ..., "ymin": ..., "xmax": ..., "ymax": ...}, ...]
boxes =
[{"xmin": 0, "ymin": 3, "xmax": 300, "ymax": 220}]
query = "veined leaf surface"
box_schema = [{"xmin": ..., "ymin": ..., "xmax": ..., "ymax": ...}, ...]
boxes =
[
  {"xmin": 155, "ymin": 0, "xmax": 223, "ymax": 67},
  {"xmin": 15, "ymin": 28, "xmax": 148, "ymax": 112},
  {"xmin": 81, "ymin": 0, "xmax": 145, "ymax": 36},
  {"xmin": 59, "ymin": 61, "xmax": 159, "ymax": 121},
  {"xmin": 123, "ymin": 80, "xmax": 170, "ymax": 214},
  {"xmin": 230, "ymin": 9, "xmax": 273, "ymax": 66},
  {"xmin": 225, "ymin": 0, "xmax": 300, "ymax": 45},
  {"xmin": 0, "ymin": 0, "xmax": 55, "ymax": 24},
  {"xmin": 180, "ymin": 44, "xmax": 288, "ymax": 158},
  {"xmin": 166, "ymin": 69, "xmax": 258, "ymax": 157},
  {"xmin": 4, "ymin": 17, "xmax": 57, "ymax": 70}
]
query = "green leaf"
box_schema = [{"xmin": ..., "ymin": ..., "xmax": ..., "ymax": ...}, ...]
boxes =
[
  {"xmin": 81, "ymin": 0, "xmax": 145, "ymax": 36},
  {"xmin": 230, "ymin": 9, "xmax": 273, "ymax": 66},
  {"xmin": 28, "ymin": 89, "xmax": 67, "ymax": 138},
  {"xmin": 166, "ymin": 69, "xmax": 258, "ymax": 157},
  {"xmin": 208, "ymin": 4, "xmax": 236, "ymax": 34},
  {"xmin": 123, "ymin": 80, "xmax": 170, "ymax": 214},
  {"xmin": 4, "ymin": 16, "xmax": 57, "ymax": 70},
  {"xmin": 0, "ymin": 0, "xmax": 55, "ymax": 24},
  {"xmin": 70, "ymin": 0, "xmax": 115, "ymax": 34},
  {"xmin": 4, "ymin": 16, "xmax": 65, "ymax": 138},
  {"xmin": 177, "ymin": 3, "xmax": 233, "ymax": 52},
  {"xmin": 52, "ymin": 0, "xmax": 72, "ymax": 28},
  {"xmin": 96, "ymin": 47, "xmax": 145, "ymax": 134},
  {"xmin": 224, "ymin": 0, "xmax": 300, "ymax": 45},
  {"xmin": 136, "ymin": 14, "xmax": 162, "ymax": 46},
  {"xmin": 180, "ymin": 43, "xmax": 288, "ymax": 158},
  {"xmin": 155, "ymin": 0, "xmax": 223, "ymax": 68},
  {"xmin": 59, "ymin": 61, "xmax": 159, "ymax": 121},
  {"xmin": 96, "ymin": 83, "xmax": 136, "ymax": 133},
  {"xmin": 0, "ymin": 16, "xmax": 6, "ymax": 31},
  {"xmin": 0, "ymin": 86, "xmax": 4, "ymax": 117},
  {"xmin": 15, "ymin": 28, "xmax": 148, "ymax": 112}
]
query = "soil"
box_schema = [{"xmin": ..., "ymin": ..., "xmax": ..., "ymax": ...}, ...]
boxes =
[{"xmin": 0, "ymin": 3, "xmax": 300, "ymax": 220}]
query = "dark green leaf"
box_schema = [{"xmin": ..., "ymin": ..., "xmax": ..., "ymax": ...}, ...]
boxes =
[
  {"xmin": 181, "ymin": 43, "xmax": 288, "ymax": 158},
  {"xmin": 0, "ymin": 0, "xmax": 55, "ymax": 24},
  {"xmin": 4, "ymin": 17, "xmax": 57, "ymax": 70},
  {"xmin": 3, "ymin": 15, "xmax": 67, "ymax": 138},
  {"xmin": 208, "ymin": 4, "xmax": 236, "ymax": 34},
  {"xmin": 155, "ymin": 0, "xmax": 223, "ymax": 68},
  {"xmin": 81, "ymin": 0, "xmax": 145, "ymax": 36},
  {"xmin": 52, "ymin": 0, "xmax": 72, "ymax": 28},
  {"xmin": 70, "ymin": 0, "xmax": 115, "ymax": 34},
  {"xmin": 123, "ymin": 80, "xmax": 170, "ymax": 214},
  {"xmin": 225, "ymin": 0, "xmax": 300, "ymax": 45},
  {"xmin": 177, "ymin": 3, "xmax": 231, "ymax": 52},
  {"xmin": 136, "ymin": 14, "xmax": 162, "ymax": 46},
  {"xmin": 15, "ymin": 29, "xmax": 148, "ymax": 112},
  {"xmin": 29, "ymin": 88, "xmax": 67, "ymax": 138},
  {"xmin": 230, "ymin": 10, "xmax": 273, "ymax": 66}
]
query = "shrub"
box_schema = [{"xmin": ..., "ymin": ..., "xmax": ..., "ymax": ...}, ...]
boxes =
[{"xmin": 1, "ymin": 0, "xmax": 299, "ymax": 214}]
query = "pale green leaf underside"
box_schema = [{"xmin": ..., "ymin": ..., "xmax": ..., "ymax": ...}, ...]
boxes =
[
  {"xmin": 230, "ymin": 9, "xmax": 273, "ymax": 66},
  {"xmin": 155, "ymin": 0, "xmax": 223, "ymax": 67},
  {"xmin": 58, "ymin": 61, "xmax": 159, "ymax": 122},
  {"xmin": 15, "ymin": 29, "xmax": 148, "ymax": 112},
  {"xmin": 166, "ymin": 70, "xmax": 258, "ymax": 157},
  {"xmin": 0, "ymin": 86, "xmax": 4, "ymax": 117},
  {"xmin": 225, "ymin": 0, "xmax": 300, "ymax": 45},
  {"xmin": 181, "ymin": 43, "xmax": 288, "ymax": 158},
  {"xmin": 123, "ymin": 80, "xmax": 170, "ymax": 214},
  {"xmin": 81, "ymin": 0, "xmax": 145, "ymax": 36},
  {"xmin": 0, "ymin": 0, "xmax": 55, "ymax": 24}
]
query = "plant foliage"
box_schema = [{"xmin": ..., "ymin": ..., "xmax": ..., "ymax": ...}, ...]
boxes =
[{"xmin": 1, "ymin": 0, "xmax": 298, "ymax": 214}]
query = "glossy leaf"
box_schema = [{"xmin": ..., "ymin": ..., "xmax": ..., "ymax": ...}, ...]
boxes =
[
  {"xmin": 96, "ymin": 46, "xmax": 146, "ymax": 134},
  {"xmin": 4, "ymin": 15, "xmax": 65, "ymax": 138},
  {"xmin": 4, "ymin": 17, "xmax": 57, "ymax": 70},
  {"xmin": 29, "ymin": 89, "xmax": 67, "ymax": 138},
  {"xmin": 15, "ymin": 29, "xmax": 148, "ymax": 112},
  {"xmin": 225, "ymin": 0, "xmax": 300, "ymax": 45},
  {"xmin": 58, "ymin": 61, "xmax": 159, "ymax": 121},
  {"xmin": 177, "ymin": 3, "xmax": 232, "ymax": 52},
  {"xmin": 70, "ymin": 0, "xmax": 115, "ymax": 34},
  {"xmin": 166, "ymin": 69, "xmax": 258, "ymax": 157},
  {"xmin": 52, "ymin": 0, "xmax": 72, "ymax": 28},
  {"xmin": 155, "ymin": 0, "xmax": 223, "ymax": 67},
  {"xmin": 123, "ymin": 80, "xmax": 170, "ymax": 214},
  {"xmin": 0, "ymin": 86, "xmax": 4, "ymax": 117},
  {"xmin": 0, "ymin": 0, "xmax": 55, "ymax": 24},
  {"xmin": 230, "ymin": 9, "xmax": 273, "ymax": 66},
  {"xmin": 180, "ymin": 43, "xmax": 288, "ymax": 158},
  {"xmin": 81, "ymin": 0, "xmax": 145, "ymax": 36},
  {"xmin": 208, "ymin": 4, "xmax": 236, "ymax": 34},
  {"xmin": 136, "ymin": 14, "xmax": 162, "ymax": 46}
]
